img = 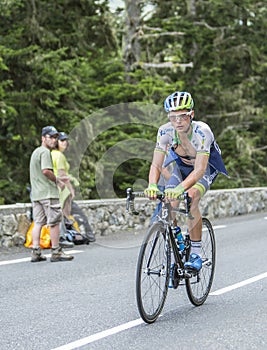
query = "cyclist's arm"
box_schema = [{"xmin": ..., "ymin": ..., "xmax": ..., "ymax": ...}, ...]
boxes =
[
  {"xmin": 148, "ymin": 122, "xmax": 174, "ymax": 185},
  {"xmin": 180, "ymin": 153, "xmax": 209, "ymax": 190},
  {"xmin": 148, "ymin": 151, "xmax": 165, "ymax": 185}
]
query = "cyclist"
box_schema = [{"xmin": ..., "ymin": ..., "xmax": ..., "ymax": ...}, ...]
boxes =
[{"xmin": 145, "ymin": 91, "xmax": 228, "ymax": 272}]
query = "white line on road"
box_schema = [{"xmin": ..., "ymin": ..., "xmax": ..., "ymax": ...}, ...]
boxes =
[
  {"xmin": 210, "ymin": 271, "xmax": 267, "ymax": 295},
  {"xmin": 51, "ymin": 271, "xmax": 267, "ymax": 350},
  {"xmin": 213, "ymin": 225, "xmax": 226, "ymax": 229},
  {"xmin": 51, "ymin": 319, "xmax": 145, "ymax": 350},
  {"xmin": 0, "ymin": 250, "xmax": 83, "ymax": 266}
]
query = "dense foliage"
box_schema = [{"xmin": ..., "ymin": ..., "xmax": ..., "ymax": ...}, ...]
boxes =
[{"xmin": 0, "ymin": 0, "xmax": 266, "ymax": 204}]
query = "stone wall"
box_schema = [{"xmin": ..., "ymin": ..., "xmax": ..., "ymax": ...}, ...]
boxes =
[{"xmin": 0, "ymin": 187, "xmax": 266, "ymax": 248}]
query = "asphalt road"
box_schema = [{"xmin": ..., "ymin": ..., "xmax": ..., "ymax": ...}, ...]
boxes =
[{"xmin": 0, "ymin": 212, "xmax": 266, "ymax": 350}]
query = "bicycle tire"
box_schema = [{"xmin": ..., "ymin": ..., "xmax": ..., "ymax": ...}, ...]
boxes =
[
  {"xmin": 186, "ymin": 218, "xmax": 216, "ymax": 306},
  {"xmin": 136, "ymin": 222, "xmax": 170, "ymax": 323}
]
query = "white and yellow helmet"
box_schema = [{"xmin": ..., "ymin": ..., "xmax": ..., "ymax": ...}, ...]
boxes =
[{"xmin": 164, "ymin": 91, "xmax": 194, "ymax": 112}]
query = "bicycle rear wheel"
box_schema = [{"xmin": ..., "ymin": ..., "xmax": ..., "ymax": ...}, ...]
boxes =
[
  {"xmin": 186, "ymin": 218, "xmax": 216, "ymax": 306},
  {"xmin": 136, "ymin": 222, "xmax": 170, "ymax": 323}
]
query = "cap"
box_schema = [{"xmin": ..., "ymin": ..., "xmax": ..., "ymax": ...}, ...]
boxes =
[
  {"xmin": 42, "ymin": 126, "xmax": 59, "ymax": 137},
  {"xmin": 58, "ymin": 132, "xmax": 69, "ymax": 141}
]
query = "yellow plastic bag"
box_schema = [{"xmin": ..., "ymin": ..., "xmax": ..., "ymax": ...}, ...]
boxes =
[{"xmin": 24, "ymin": 222, "xmax": 51, "ymax": 249}]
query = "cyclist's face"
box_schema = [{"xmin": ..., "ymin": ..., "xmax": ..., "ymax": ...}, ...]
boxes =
[{"xmin": 168, "ymin": 109, "xmax": 193, "ymax": 133}]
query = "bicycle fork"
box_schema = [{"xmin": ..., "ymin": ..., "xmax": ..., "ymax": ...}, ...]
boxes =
[{"xmin": 145, "ymin": 231, "xmax": 166, "ymax": 277}]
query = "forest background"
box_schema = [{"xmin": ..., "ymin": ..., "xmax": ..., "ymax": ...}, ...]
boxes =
[{"xmin": 0, "ymin": 0, "xmax": 266, "ymax": 204}]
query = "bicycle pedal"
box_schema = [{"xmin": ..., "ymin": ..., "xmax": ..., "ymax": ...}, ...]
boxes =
[
  {"xmin": 184, "ymin": 271, "xmax": 193, "ymax": 278},
  {"xmin": 184, "ymin": 268, "xmax": 199, "ymax": 277}
]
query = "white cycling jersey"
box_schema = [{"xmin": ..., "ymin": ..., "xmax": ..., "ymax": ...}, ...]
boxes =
[
  {"xmin": 155, "ymin": 120, "xmax": 228, "ymax": 176},
  {"xmin": 155, "ymin": 120, "xmax": 214, "ymax": 156},
  {"xmin": 155, "ymin": 121, "xmax": 175, "ymax": 154}
]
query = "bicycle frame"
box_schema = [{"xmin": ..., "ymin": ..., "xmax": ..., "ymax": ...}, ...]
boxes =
[
  {"xmin": 160, "ymin": 196, "xmax": 194, "ymax": 283},
  {"xmin": 128, "ymin": 187, "xmax": 216, "ymax": 323},
  {"xmin": 126, "ymin": 188, "xmax": 192, "ymax": 279}
]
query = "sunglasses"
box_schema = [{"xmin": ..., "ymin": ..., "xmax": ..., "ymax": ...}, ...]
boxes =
[{"xmin": 168, "ymin": 111, "xmax": 192, "ymax": 121}]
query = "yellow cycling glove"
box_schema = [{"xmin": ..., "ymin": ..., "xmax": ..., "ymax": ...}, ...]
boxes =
[
  {"xmin": 164, "ymin": 184, "xmax": 185, "ymax": 199},
  {"xmin": 144, "ymin": 183, "xmax": 161, "ymax": 198}
]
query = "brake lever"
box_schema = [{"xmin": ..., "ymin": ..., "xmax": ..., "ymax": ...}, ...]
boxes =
[{"xmin": 126, "ymin": 188, "xmax": 139, "ymax": 215}]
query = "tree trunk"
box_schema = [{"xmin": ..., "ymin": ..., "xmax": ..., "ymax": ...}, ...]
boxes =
[{"xmin": 122, "ymin": 0, "xmax": 142, "ymax": 80}]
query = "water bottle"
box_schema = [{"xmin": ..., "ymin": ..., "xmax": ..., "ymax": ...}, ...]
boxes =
[{"xmin": 175, "ymin": 226, "xmax": 185, "ymax": 252}]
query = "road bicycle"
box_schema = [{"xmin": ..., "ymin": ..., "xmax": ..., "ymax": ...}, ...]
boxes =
[{"xmin": 126, "ymin": 188, "xmax": 216, "ymax": 324}]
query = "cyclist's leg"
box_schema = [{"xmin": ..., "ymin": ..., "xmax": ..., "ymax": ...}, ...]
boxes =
[
  {"xmin": 185, "ymin": 167, "xmax": 218, "ymax": 271},
  {"xmin": 165, "ymin": 164, "xmax": 183, "ymax": 190},
  {"xmin": 165, "ymin": 165, "xmax": 184, "ymax": 221},
  {"xmin": 188, "ymin": 164, "xmax": 219, "ymax": 243},
  {"xmin": 187, "ymin": 186, "xmax": 204, "ymax": 243},
  {"xmin": 183, "ymin": 186, "xmax": 203, "ymax": 271}
]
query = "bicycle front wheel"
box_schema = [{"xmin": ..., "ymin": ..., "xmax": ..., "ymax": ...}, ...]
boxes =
[
  {"xmin": 136, "ymin": 222, "xmax": 170, "ymax": 323},
  {"xmin": 186, "ymin": 218, "xmax": 216, "ymax": 306}
]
